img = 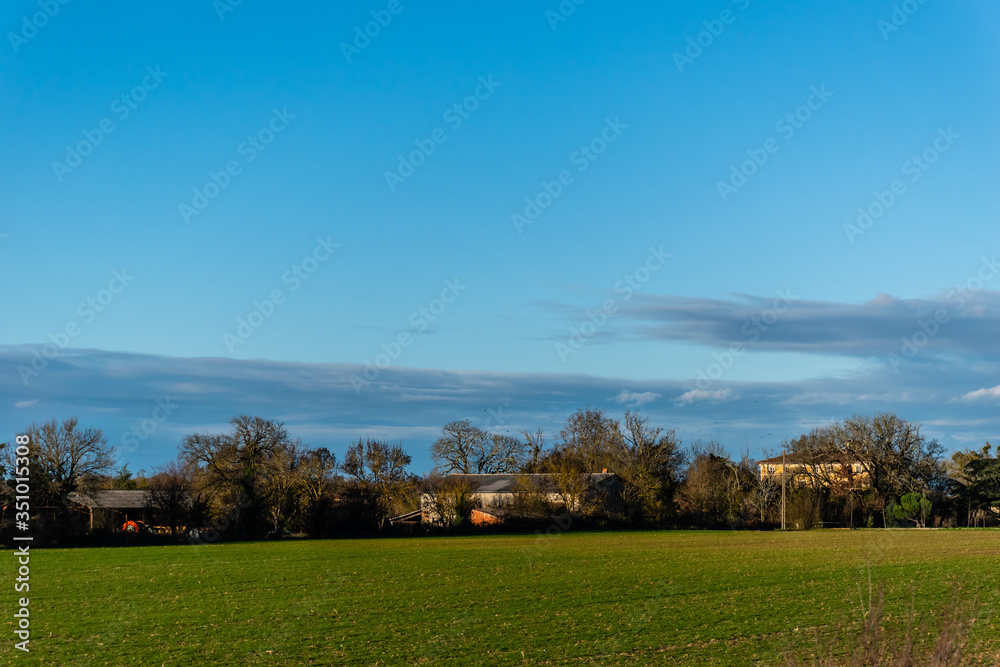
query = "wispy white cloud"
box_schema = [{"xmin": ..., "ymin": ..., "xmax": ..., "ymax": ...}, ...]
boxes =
[
  {"xmin": 957, "ymin": 385, "xmax": 1000, "ymax": 402},
  {"xmin": 14, "ymin": 399, "xmax": 38, "ymax": 408},
  {"xmin": 612, "ymin": 390, "xmax": 660, "ymax": 407},
  {"xmin": 674, "ymin": 388, "xmax": 731, "ymax": 406}
]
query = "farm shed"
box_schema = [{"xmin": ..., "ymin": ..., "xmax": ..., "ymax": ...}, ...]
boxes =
[
  {"xmin": 68, "ymin": 490, "xmax": 152, "ymax": 531},
  {"xmin": 388, "ymin": 509, "xmax": 422, "ymax": 527},
  {"xmin": 422, "ymin": 472, "xmax": 623, "ymax": 525}
]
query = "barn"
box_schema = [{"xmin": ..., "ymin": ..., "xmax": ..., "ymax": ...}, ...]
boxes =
[
  {"xmin": 68, "ymin": 490, "xmax": 153, "ymax": 532},
  {"xmin": 421, "ymin": 472, "xmax": 623, "ymax": 525}
]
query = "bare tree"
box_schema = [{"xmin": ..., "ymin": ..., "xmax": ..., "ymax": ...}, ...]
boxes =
[
  {"xmin": 525, "ymin": 408, "xmax": 685, "ymax": 522},
  {"xmin": 260, "ymin": 440, "xmax": 306, "ymax": 536},
  {"xmin": 521, "ymin": 428, "xmax": 546, "ymax": 472},
  {"xmin": 297, "ymin": 447, "xmax": 338, "ymax": 536},
  {"xmin": 838, "ymin": 413, "xmax": 944, "ymax": 503},
  {"xmin": 558, "ymin": 407, "xmax": 622, "ymax": 473},
  {"xmin": 676, "ymin": 441, "xmax": 735, "ymax": 526},
  {"xmin": 743, "ymin": 450, "xmax": 778, "ymax": 523},
  {"xmin": 145, "ymin": 460, "xmax": 194, "ymax": 539},
  {"xmin": 298, "ymin": 447, "xmax": 338, "ymax": 507},
  {"xmin": 619, "ymin": 411, "xmax": 685, "ymax": 521},
  {"xmin": 482, "ymin": 432, "xmax": 527, "ymax": 473},
  {"xmin": 179, "ymin": 415, "xmax": 292, "ymax": 539},
  {"xmin": 786, "ymin": 414, "xmax": 945, "ymax": 527},
  {"xmin": 17, "ymin": 417, "xmax": 115, "ymax": 503},
  {"xmin": 431, "ymin": 421, "xmax": 478, "ymax": 473},
  {"xmin": 342, "ymin": 437, "xmax": 413, "ymax": 526},
  {"xmin": 789, "ymin": 425, "xmax": 872, "ymax": 499},
  {"xmin": 431, "ymin": 420, "xmax": 526, "ymax": 474}
]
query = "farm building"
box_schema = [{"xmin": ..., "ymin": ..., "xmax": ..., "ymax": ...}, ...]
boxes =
[
  {"xmin": 421, "ymin": 472, "xmax": 623, "ymax": 525},
  {"xmin": 387, "ymin": 509, "xmax": 422, "ymax": 528},
  {"xmin": 68, "ymin": 490, "xmax": 153, "ymax": 532},
  {"xmin": 756, "ymin": 453, "xmax": 870, "ymax": 490}
]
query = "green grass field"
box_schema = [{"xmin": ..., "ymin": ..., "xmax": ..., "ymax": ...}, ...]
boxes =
[{"xmin": 3, "ymin": 530, "xmax": 999, "ymax": 665}]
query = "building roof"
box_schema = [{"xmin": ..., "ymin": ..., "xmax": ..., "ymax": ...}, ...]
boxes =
[
  {"xmin": 756, "ymin": 452, "xmax": 858, "ymax": 466},
  {"xmin": 68, "ymin": 490, "xmax": 150, "ymax": 509},
  {"xmin": 388, "ymin": 509, "xmax": 422, "ymax": 524},
  {"xmin": 443, "ymin": 473, "xmax": 617, "ymax": 494}
]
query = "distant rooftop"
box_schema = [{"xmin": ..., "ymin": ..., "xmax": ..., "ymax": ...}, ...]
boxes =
[
  {"xmin": 68, "ymin": 490, "xmax": 150, "ymax": 509},
  {"xmin": 756, "ymin": 451, "xmax": 859, "ymax": 466},
  {"xmin": 443, "ymin": 473, "xmax": 617, "ymax": 494}
]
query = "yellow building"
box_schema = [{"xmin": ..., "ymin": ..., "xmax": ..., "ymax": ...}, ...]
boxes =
[{"xmin": 756, "ymin": 453, "xmax": 870, "ymax": 490}]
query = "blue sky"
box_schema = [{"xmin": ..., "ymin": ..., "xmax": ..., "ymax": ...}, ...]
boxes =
[{"xmin": 3, "ymin": 1, "xmax": 999, "ymax": 472}]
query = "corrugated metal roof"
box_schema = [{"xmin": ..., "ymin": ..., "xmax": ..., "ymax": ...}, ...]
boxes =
[
  {"xmin": 443, "ymin": 473, "xmax": 617, "ymax": 494},
  {"xmin": 68, "ymin": 490, "xmax": 150, "ymax": 509},
  {"xmin": 478, "ymin": 480, "xmax": 509, "ymax": 493}
]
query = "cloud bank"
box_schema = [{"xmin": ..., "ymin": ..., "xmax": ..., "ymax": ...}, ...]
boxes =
[
  {"xmin": 2, "ymin": 343, "xmax": 998, "ymax": 472},
  {"xmin": 544, "ymin": 277, "xmax": 1000, "ymax": 364}
]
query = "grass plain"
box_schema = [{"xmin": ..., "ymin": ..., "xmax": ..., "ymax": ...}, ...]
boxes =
[{"xmin": 2, "ymin": 529, "xmax": 999, "ymax": 665}]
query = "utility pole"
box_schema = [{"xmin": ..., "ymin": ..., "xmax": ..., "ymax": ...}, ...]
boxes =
[{"xmin": 781, "ymin": 448, "xmax": 786, "ymax": 531}]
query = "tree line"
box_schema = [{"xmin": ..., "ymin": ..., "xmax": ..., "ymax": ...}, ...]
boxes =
[{"xmin": 2, "ymin": 409, "xmax": 998, "ymax": 544}]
